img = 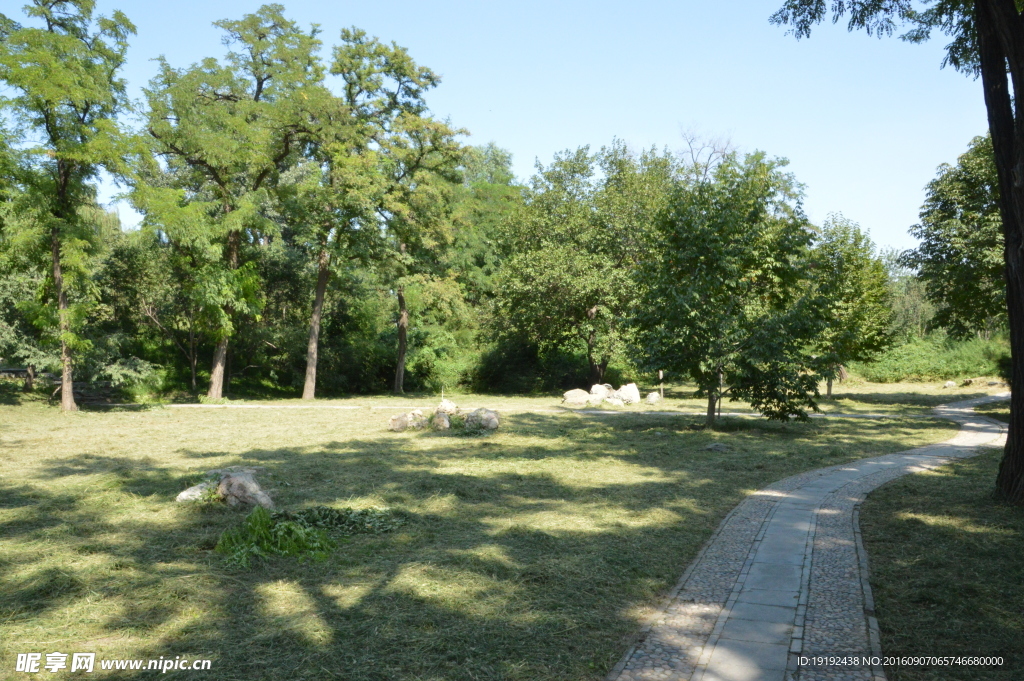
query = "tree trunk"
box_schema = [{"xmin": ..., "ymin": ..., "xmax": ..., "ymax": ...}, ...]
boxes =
[
  {"xmin": 827, "ymin": 376, "xmax": 833, "ymax": 399},
  {"xmin": 705, "ymin": 388, "xmax": 718, "ymax": 428},
  {"xmin": 302, "ymin": 247, "xmax": 331, "ymax": 400},
  {"xmin": 393, "ymin": 286, "xmax": 408, "ymax": 394},
  {"xmin": 208, "ymin": 338, "xmax": 229, "ymax": 399},
  {"xmin": 587, "ymin": 355, "xmax": 608, "ymax": 386},
  {"xmin": 207, "ymin": 229, "xmax": 240, "ymax": 400},
  {"xmin": 24, "ymin": 364, "xmax": 35, "ymax": 392},
  {"xmin": 977, "ymin": 0, "xmax": 1024, "ymax": 503},
  {"xmin": 51, "ymin": 228, "xmax": 77, "ymax": 412}
]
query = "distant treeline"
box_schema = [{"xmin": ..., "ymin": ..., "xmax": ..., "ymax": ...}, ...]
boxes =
[{"xmin": 0, "ymin": 3, "xmax": 1007, "ymax": 417}]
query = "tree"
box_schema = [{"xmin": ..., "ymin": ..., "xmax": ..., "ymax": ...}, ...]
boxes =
[
  {"xmin": 880, "ymin": 246, "xmax": 936, "ymax": 339},
  {"xmin": 448, "ymin": 143, "xmax": 522, "ymax": 306},
  {"xmin": 495, "ymin": 143, "xmax": 677, "ymax": 385},
  {"xmin": 904, "ymin": 135, "xmax": 1004, "ymax": 338},
  {"xmin": 379, "ymin": 130, "xmax": 464, "ymax": 394},
  {"xmin": 0, "ymin": 0, "xmax": 134, "ymax": 411},
  {"xmin": 771, "ymin": 0, "xmax": 1024, "ymax": 501},
  {"xmin": 134, "ymin": 3, "xmax": 321, "ymax": 399},
  {"xmin": 279, "ymin": 27, "xmax": 459, "ymax": 399},
  {"xmin": 634, "ymin": 151, "xmax": 823, "ymax": 427},
  {"xmin": 812, "ymin": 214, "xmax": 895, "ymax": 397}
]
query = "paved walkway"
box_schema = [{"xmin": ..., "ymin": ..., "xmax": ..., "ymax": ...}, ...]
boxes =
[{"xmin": 606, "ymin": 395, "xmax": 1008, "ymax": 681}]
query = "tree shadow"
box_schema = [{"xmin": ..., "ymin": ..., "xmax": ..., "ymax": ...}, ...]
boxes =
[{"xmin": 0, "ymin": 409, "xmax": 966, "ymax": 681}]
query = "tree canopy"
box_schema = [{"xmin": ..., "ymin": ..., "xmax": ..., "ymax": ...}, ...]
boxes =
[{"xmin": 905, "ymin": 135, "xmax": 1004, "ymax": 338}]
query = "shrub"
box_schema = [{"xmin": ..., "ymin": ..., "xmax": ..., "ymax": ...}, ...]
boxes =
[{"xmin": 850, "ymin": 333, "xmax": 1008, "ymax": 382}]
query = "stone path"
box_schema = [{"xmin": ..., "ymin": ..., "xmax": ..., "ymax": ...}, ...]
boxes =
[{"xmin": 606, "ymin": 395, "xmax": 1008, "ymax": 681}]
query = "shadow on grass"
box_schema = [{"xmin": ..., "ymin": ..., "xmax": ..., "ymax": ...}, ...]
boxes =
[
  {"xmin": 0, "ymin": 411, "xmax": 962, "ymax": 681},
  {"xmin": 860, "ymin": 452, "xmax": 1024, "ymax": 679},
  {"xmin": 829, "ymin": 390, "xmax": 991, "ymax": 410}
]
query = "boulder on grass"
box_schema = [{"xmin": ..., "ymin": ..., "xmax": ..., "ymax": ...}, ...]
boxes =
[
  {"xmin": 175, "ymin": 481, "xmax": 216, "ymax": 502},
  {"xmin": 604, "ymin": 397, "xmax": 625, "ymax": 407},
  {"xmin": 943, "ymin": 380, "xmax": 957, "ymax": 389},
  {"xmin": 590, "ymin": 384, "xmax": 612, "ymax": 399},
  {"xmin": 645, "ymin": 391, "xmax": 662, "ymax": 405},
  {"xmin": 177, "ymin": 467, "xmax": 273, "ymax": 509},
  {"xmin": 431, "ymin": 412, "xmax": 451, "ymax": 431},
  {"xmin": 408, "ymin": 409, "xmax": 428, "ymax": 429},
  {"xmin": 616, "ymin": 383, "xmax": 641, "ymax": 405},
  {"xmin": 436, "ymin": 399, "xmax": 460, "ymax": 415},
  {"xmin": 218, "ymin": 471, "xmax": 274, "ymax": 508},
  {"xmin": 389, "ymin": 413, "xmax": 409, "ymax": 432},
  {"xmin": 466, "ymin": 408, "xmax": 500, "ymax": 430},
  {"xmin": 563, "ymin": 389, "xmax": 591, "ymax": 406},
  {"xmin": 389, "ymin": 409, "xmax": 427, "ymax": 431}
]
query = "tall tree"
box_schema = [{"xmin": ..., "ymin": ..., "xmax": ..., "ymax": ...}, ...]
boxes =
[
  {"xmin": 135, "ymin": 3, "xmax": 321, "ymax": 399},
  {"xmin": 771, "ymin": 0, "xmax": 1024, "ymax": 502},
  {"xmin": 813, "ymin": 214, "xmax": 895, "ymax": 397},
  {"xmin": 635, "ymin": 151, "xmax": 823, "ymax": 427},
  {"xmin": 905, "ymin": 135, "xmax": 1004, "ymax": 338},
  {"xmin": 280, "ymin": 27, "xmax": 459, "ymax": 399},
  {"xmin": 0, "ymin": 0, "xmax": 134, "ymax": 411},
  {"xmin": 378, "ymin": 126, "xmax": 463, "ymax": 394}
]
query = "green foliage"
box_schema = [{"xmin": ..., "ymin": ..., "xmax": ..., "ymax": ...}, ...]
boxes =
[
  {"xmin": 904, "ymin": 135, "xmax": 1005, "ymax": 338},
  {"xmin": 215, "ymin": 506, "xmax": 334, "ymax": 570},
  {"xmin": 0, "ymin": 0, "xmax": 136, "ymax": 407},
  {"xmin": 851, "ymin": 333, "xmax": 1009, "ymax": 382},
  {"xmin": 215, "ymin": 504, "xmax": 405, "ymax": 569},
  {"xmin": 812, "ymin": 214, "xmax": 895, "ymax": 372},
  {"xmin": 880, "ymin": 247, "xmax": 935, "ymax": 340},
  {"xmin": 272, "ymin": 505, "xmax": 405, "ymax": 536},
  {"xmin": 635, "ymin": 150, "xmax": 824, "ymax": 422},
  {"xmin": 495, "ymin": 142, "xmax": 676, "ymax": 385}
]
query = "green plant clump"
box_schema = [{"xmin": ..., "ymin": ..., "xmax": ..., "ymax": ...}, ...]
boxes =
[
  {"xmin": 272, "ymin": 505, "xmax": 406, "ymax": 536},
  {"xmin": 214, "ymin": 506, "xmax": 335, "ymax": 569}
]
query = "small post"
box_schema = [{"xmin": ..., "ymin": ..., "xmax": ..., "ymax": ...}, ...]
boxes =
[{"xmin": 659, "ymin": 370, "xmax": 664, "ymax": 399}]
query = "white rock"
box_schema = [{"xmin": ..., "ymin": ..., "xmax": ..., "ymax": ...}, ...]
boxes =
[
  {"xmin": 604, "ymin": 397, "xmax": 625, "ymax": 407},
  {"xmin": 408, "ymin": 409, "xmax": 428, "ymax": 429},
  {"xmin": 562, "ymin": 389, "xmax": 591, "ymax": 406},
  {"xmin": 466, "ymin": 408, "xmax": 500, "ymax": 430},
  {"xmin": 175, "ymin": 481, "xmax": 216, "ymax": 502},
  {"xmin": 590, "ymin": 384, "xmax": 612, "ymax": 398},
  {"xmin": 218, "ymin": 471, "xmax": 274, "ymax": 509},
  {"xmin": 943, "ymin": 380, "xmax": 957, "ymax": 389},
  {"xmin": 645, "ymin": 391, "xmax": 662, "ymax": 404},
  {"xmin": 617, "ymin": 383, "xmax": 641, "ymax": 405},
  {"xmin": 431, "ymin": 412, "xmax": 451, "ymax": 430},
  {"xmin": 389, "ymin": 413, "xmax": 409, "ymax": 431},
  {"xmin": 436, "ymin": 399, "xmax": 459, "ymax": 415}
]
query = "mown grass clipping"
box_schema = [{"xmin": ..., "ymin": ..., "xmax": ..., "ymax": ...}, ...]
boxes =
[{"xmin": 215, "ymin": 506, "xmax": 405, "ymax": 569}]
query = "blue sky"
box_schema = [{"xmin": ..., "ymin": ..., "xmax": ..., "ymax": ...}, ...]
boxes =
[{"xmin": 85, "ymin": 0, "xmax": 986, "ymax": 252}]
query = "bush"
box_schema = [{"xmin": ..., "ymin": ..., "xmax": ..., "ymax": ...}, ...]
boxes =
[{"xmin": 851, "ymin": 333, "xmax": 1009, "ymax": 382}]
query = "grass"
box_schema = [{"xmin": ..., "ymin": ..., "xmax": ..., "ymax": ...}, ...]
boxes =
[
  {"xmin": 974, "ymin": 400, "xmax": 1011, "ymax": 424},
  {"xmin": 0, "ymin": 383, "xmax": 978, "ymax": 680},
  {"xmin": 860, "ymin": 434, "xmax": 1024, "ymax": 681}
]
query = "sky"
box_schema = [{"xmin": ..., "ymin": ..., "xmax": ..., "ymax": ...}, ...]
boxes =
[{"xmin": 77, "ymin": 0, "xmax": 988, "ymax": 252}]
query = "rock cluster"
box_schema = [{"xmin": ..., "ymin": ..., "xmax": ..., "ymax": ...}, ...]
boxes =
[
  {"xmin": 389, "ymin": 401, "xmax": 499, "ymax": 432},
  {"xmin": 562, "ymin": 382, "xmax": 643, "ymax": 407},
  {"xmin": 388, "ymin": 409, "xmax": 427, "ymax": 431},
  {"xmin": 175, "ymin": 466, "xmax": 274, "ymax": 509}
]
